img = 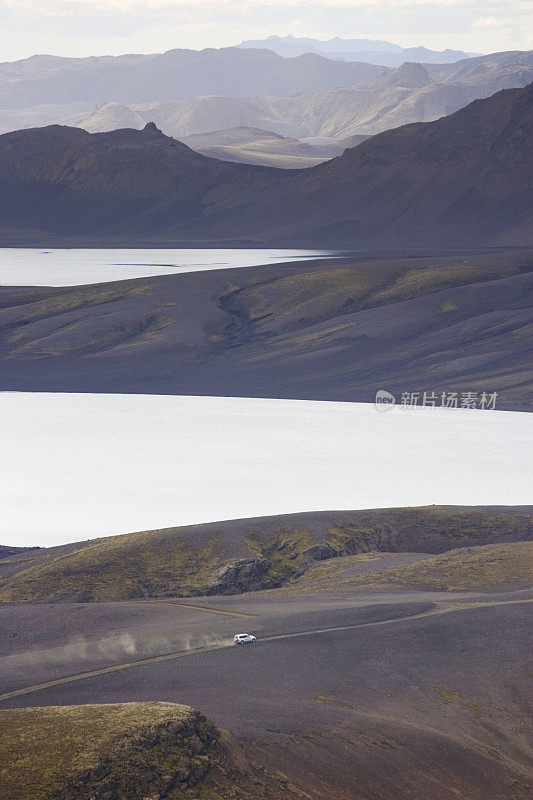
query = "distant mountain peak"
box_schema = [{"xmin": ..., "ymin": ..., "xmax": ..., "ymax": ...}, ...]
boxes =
[
  {"xmin": 236, "ymin": 35, "xmax": 480, "ymax": 64},
  {"xmin": 390, "ymin": 62, "xmax": 433, "ymax": 87},
  {"xmin": 370, "ymin": 61, "xmax": 433, "ymax": 91},
  {"xmin": 143, "ymin": 121, "xmax": 161, "ymax": 133}
]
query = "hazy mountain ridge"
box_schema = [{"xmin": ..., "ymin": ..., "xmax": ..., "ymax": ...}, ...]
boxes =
[
  {"xmin": 425, "ymin": 48, "xmax": 533, "ymax": 80},
  {"xmin": 69, "ymin": 57, "xmax": 532, "ymax": 161},
  {"xmin": 0, "ymin": 47, "xmax": 382, "ymax": 109},
  {"xmin": 0, "ymin": 49, "xmax": 529, "ymax": 141},
  {"xmin": 0, "ymin": 49, "xmax": 530, "ymax": 172},
  {"xmin": 236, "ymin": 35, "xmax": 478, "ymax": 66}
]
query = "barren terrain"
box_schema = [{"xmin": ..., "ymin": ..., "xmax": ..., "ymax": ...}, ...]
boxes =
[
  {"xmin": 1, "ymin": 583, "xmax": 530, "ymax": 799},
  {"xmin": 1, "ymin": 251, "xmax": 531, "ymax": 409}
]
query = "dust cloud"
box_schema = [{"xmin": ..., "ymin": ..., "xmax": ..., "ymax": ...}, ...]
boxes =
[{"xmin": 1, "ymin": 630, "xmax": 233, "ymax": 670}]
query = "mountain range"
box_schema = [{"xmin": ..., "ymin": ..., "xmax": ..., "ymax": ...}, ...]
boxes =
[
  {"xmin": 1, "ymin": 83, "xmax": 529, "ymax": 249},
  {"xmin": 0, "ymin": 48, "xmax": 382, "ymax": 110},
  {"xmin": 0, "ymin": 45, "xmax": 529, "ymax": 177},
  {"xmin": 236, "ymin": 35, "xmax": 478, "ymax": 66},
  {"xmin": 182, "ymin": 82, "xmax": 532, "ymax": 249},
  {"xmin": 72, "ymin": 57, "xmax": 533, "ymax": 149}
]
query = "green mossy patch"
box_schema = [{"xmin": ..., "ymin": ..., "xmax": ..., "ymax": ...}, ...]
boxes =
[
  {"xmin": 326, "ymin": 526, "xmax": 380, "ymax": 554},
  {"xmin": 245, "ymin": 529, "xmax": 315, "ymax": 583}
]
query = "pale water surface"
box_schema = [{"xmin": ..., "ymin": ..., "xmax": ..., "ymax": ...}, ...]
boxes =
[
  {"xmin": 1, "ymin": 393, "xmax": 531, "ymax": 548},
  {"xmin": 0, "ymin": 248, "xmax": 331, "ymax": 287}
]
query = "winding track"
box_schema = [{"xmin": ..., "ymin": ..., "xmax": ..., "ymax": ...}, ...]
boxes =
[{"xmin": 1, "ymin": 598, "xmax": 530, "ymax": 703}]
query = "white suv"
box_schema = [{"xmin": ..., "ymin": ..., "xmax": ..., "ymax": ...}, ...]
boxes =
[{"xmin": 233, "ymin": 633, "xmax": 256, "ymax": 644}]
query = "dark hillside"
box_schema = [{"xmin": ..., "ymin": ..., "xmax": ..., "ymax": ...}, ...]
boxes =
[
  {"xmin": 0, "ymin": 121, "xmax": 290, "ymax": 236},
  {"xmin": 0, "ymin": 85, "xmax": 531, "ymax": 247},
  {"xmin": 1, "ymin": 251, "xmax": 531, "ymax": 409},
  {"xmin": 177, "ymin": 84, "xmax": 532, "ymax": 248}
]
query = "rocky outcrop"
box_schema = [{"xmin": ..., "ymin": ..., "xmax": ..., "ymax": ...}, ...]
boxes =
[
  {"xmin": 207, "ymin": 557, "xmax": 278, "ymax": 594},
  {"xmin": 2, "ymin": 702, "xmax": 306, "ymax": 800},
  {"xmin": 56, "ymin": 710, "xmax": 219, "ymax": 800},
  {"xmin": 303, "ymin": 543, "xmax": 338, "ymax": 561}
]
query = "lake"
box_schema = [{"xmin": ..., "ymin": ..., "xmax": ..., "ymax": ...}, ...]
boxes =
[
  {"xmin": 1, "ymin": 392, "xmax": 531, "ymax": 548},
  {"xmin": 0, "ymin": 248, "xmax": 333, "ymax": 287}
]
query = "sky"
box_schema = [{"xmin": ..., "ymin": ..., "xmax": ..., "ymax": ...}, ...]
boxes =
[{"xmin": 0, "ymin": 0, "xmax": 531, "ymax": 62}]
